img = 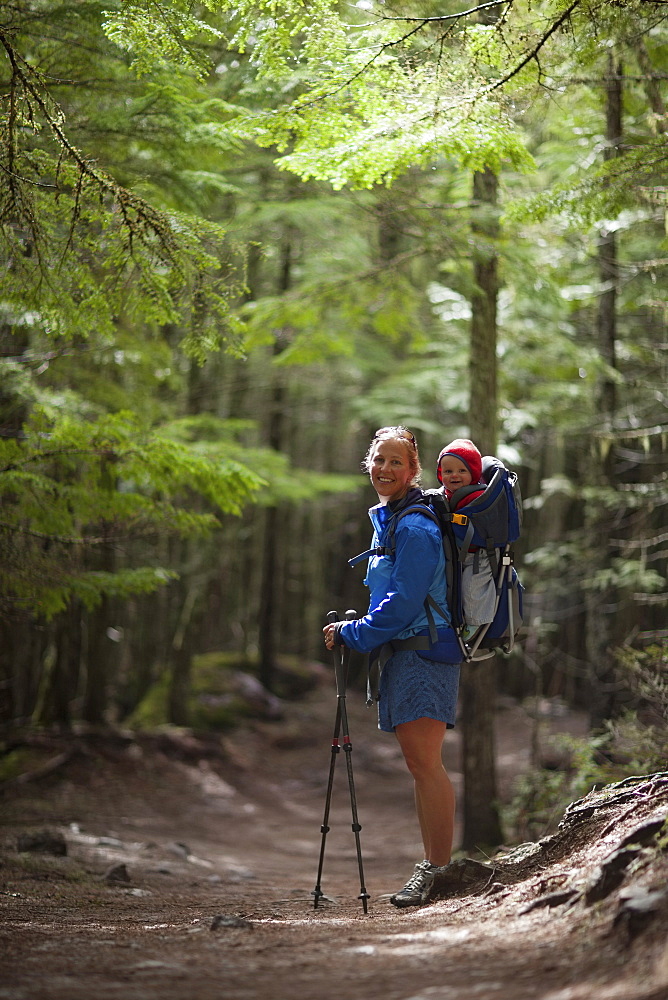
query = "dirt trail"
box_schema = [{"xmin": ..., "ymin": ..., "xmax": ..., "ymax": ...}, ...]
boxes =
[{"xmin": 1, "ymin": 682, "xmax": 667, "ymax": 1000}]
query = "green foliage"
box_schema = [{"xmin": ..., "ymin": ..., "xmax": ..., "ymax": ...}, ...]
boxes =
[
  {"xmin": 270, "ymin": 99, "xmax": 534, "ymax": 191},
  {"xmin": 0, "ymin": 408, "xmax": 264, "ymax": 618},
  {"xmin": 615, "ymin": 644, "xmax": 668, "ymax": 722},
  {"xmin": 0, "ymin": 1, "xmax": 248, "ymax": 356},
  {"xmin": 103, "ymin": 0, "xmax": 339, "ymax": 81},
  {"xmin": 216, "ymin": 0, "xmax": 667, "ymax": 215},
  {"xmin": 501, "ymin": 2, "xmax": 668, "ymax": 225},
  {"xmin": 589, "ymin": 558, "xmax": 665, "ymax": 596},
  {"xmin": 506, "ymin": 139, "xmax": 668, "ymax": 226},
  {"xmin": 160, "ymin": 414, "xmax": 361, "ymax": 504},
  {"xmin": 102, "ymin": 3, "xmax": 224, "ymax": 79},
  {"xmin": 228, "ymin": 7, "xmax": 536, "ymax": 190},
  {"xmin": 507, "ymin": 717, "xmax": 665, "ymax": 841},
  {"xmin": 242, "ymin": 268, "xmax": 426, "ymax": 363},
  {"xmin": 504, "ymin": 762, "xmax": 576, "ymax": 843},
  {"xmin": 506, "ymin": 644, "xmax": 668, "ymax": 841},
  {"xmin": 1, "ymin": 159, "xmax": 247, "ymax": 354},
  {"xmin": 525, "ymin": 541, "xmax": 666, "ymax": 596}
]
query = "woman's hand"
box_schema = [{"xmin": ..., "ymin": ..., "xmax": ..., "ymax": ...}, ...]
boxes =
[{"xmin": 323, "ymin": 624, "xmax": 337, "ymax": 650}]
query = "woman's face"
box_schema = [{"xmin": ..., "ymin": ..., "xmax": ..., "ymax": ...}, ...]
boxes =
[{"xmin": 369, "ymin": 439, "xmax": 414, "ymax": 504}]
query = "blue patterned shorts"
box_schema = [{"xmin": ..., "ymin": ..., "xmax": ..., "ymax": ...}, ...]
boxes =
[{"xmin": 377, "ymin": 650, "xmax": 461, "ymax": 733}]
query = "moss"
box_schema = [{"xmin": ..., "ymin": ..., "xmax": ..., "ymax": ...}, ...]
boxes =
[
  {"xmin": 0, "ymin": 748, "xmax": 43, "ymax": 783},
  {"xmin": 126, "ymin": 649, "xmax": 316, "ymax": 733},
  {"xmin": 191, "ymin": 651, "xmax": 251, "ymax": 690},
  {"xmin": 126, "ymin": 655, "xmax": 248, "ymax": 731},
  {"xmin": 125, "ymin": 672, "xmax": 171, "ymax": 729},
  {"xmin": 189, "ymin": 696, "xmax": 251, "ymax": 731},
  {"xmin": 6, "ymin": 851, "xmax": 91, "ymax": 884},
  {"xmin": 656, "ymin": 818, "xmax": 668, "ymax": 853}
]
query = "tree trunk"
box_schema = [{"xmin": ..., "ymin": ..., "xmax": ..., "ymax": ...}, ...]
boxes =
[
  {"xmin": 460, "ymin": 659, "xmax": 502, "ymax": 844},
  {"xmin": 167, "ymin": 644, "xmax": 191, "ymax": 726},
  {"xmin": 83, "ymin": 595, "xmax": 113, "ymax": 725},
  {"xmin": 168, "ymin": 587, "xmax": 196, "ymax": 728},
  {"xmin": 36, "ymin": 602, "xmax": 83, "ymax": 730},
  {"xmin": 635, "ymin": 40, "xmax": 666, "ymax": 134},
  {"xmin": 83, "ymin": 500, "xmax": 117, "ymax": 725},
  {"xmin": 468, "ymin": 168, "xmax": 499, "ymax": 457},
  {"xmin": 460, "ymin": 166, "xmax": 503, "ymax": 851},
  {"xmin": 258, "ymin": 231, "xmax": 293, "ymax": 690},
  {"xmin": 587, "ymin": 55, "xmax": 623, "ymax": 729}
]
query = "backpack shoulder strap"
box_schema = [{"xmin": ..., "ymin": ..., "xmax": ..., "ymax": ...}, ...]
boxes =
[
  {"xmin": 348, "ymin": 495, "xmax": 440, "ymax": 567},
  {"xmin": 391, "ymin": 493, "xmax": 466, "ymax": 636}
]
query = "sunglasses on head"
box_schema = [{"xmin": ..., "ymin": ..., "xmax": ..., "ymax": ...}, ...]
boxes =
[{"xmin": 374, "ymin": 427, "xmax": 417, "ymax": 448}]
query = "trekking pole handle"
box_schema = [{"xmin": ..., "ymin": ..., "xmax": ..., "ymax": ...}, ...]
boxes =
[{"xmin": 325, "ymin": 610, "xmax": 357, "ymax": 650}]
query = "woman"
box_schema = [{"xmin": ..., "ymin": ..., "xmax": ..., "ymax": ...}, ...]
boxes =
[{"xmin": 323, "ymin": 426, "xmax": 461, "ymax": 908}]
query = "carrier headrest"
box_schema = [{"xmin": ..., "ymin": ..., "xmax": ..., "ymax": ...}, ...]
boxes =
[{"xmin": 481, "ymin": 455, "xmax": 506, "ymax": 484}]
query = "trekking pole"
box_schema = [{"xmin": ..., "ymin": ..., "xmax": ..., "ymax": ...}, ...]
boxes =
[
  {"xmin": 311, "ymin": 610, "xmax": 343, "ymax": 910},
  {"xmin": 312, "ymin": 610, "xmax": 370, "ymax": 914},
  {"xmin": 337, "ymin": 610, "xmax": 370, "ymax": 914}
]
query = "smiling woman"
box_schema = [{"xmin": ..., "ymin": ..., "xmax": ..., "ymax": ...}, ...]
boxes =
[{"xmin": 322, "ymin": 425, "xmax": 463, "ymax": 909}]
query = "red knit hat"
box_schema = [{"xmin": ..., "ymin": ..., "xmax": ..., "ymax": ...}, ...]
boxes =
[{"xmin": 437, "ymin": 438, "xmax": 482, "ymax": 485}]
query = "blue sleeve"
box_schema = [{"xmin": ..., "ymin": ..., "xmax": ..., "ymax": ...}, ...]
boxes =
[{"xmin": 338, "ymin": 519, "xmax": 441, "ymax": 653}]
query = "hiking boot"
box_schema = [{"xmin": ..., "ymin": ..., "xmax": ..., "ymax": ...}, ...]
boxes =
[
  {"xmin": 422, "ymin": 862, "xmax": 455, "ymax": 902},
  {"xmin": 390, "ymin": 860, "xmax": 437, "ymax": 908}
]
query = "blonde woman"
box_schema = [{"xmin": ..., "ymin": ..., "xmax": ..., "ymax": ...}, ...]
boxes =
[{"xmin": 324, "ymin": 427, "xmax": 461, "ymax": 907}]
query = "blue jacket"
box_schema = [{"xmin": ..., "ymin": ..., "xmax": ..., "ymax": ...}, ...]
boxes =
[{"xmin": 338, "ymin": 490, "xmax": 452, "ymax": 655}]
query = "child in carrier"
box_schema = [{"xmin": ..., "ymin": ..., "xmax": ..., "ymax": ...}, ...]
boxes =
[{"xmin": 436, "ymin": 438, "xmax": 496, "ymax": 639}]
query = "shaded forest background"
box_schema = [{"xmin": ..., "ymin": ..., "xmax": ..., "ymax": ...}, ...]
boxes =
[{"xmin": 1, "ymin": 1, "xmax": 666, "ymax": 846}]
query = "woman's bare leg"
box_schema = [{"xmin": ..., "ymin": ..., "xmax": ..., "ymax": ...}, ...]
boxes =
[{"xmin": 394, "ymin": 716, "xmax": 455, "ymax": 867}]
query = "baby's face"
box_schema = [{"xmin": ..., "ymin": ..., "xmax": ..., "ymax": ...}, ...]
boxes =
[{"xmin": 439, "ymin": 457, "xmax": 472, "ymax": 491}]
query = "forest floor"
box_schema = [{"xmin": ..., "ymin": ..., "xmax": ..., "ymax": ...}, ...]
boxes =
[{"xmin": 1, "ymin": 671, "xmax": 668, "ymax": 1000}]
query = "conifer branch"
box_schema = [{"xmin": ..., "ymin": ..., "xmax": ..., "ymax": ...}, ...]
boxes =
[
  {"xmin": 0, "ymin": 29, "xmax": 183, "ymax": 270},
  {"xmin": 0, "ymin": 521, "xmax": 111, "ymax": 545},
  {"xmin": 483, "ymin": 0, "xmax": 583, "ymax": 95},
  {"xmin": 371, "ymin": 0, "xmax": 512, "ymax": 23},
  {"xmin": 0, "ymin": 447, "xmax": 124, "ymax": 474}
]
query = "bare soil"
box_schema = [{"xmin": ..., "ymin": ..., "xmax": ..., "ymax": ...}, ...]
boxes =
[{"xmin": 1, "ymin": 679, "xmax": 667, "ymax": 1000}]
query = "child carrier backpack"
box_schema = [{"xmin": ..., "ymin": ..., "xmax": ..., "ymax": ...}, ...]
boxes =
[
  {"xmin": 349, "ymin": 457, "xmax": 524, "ymax": 664},
  {"xmin": 426, "ymin": 455, "xmax": 524, "ymax": 661}
]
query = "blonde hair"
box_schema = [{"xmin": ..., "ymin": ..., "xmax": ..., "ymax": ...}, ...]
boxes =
[{"xmin": 362, "ymin": 426, "xmax": 422, "ymax": 485}]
